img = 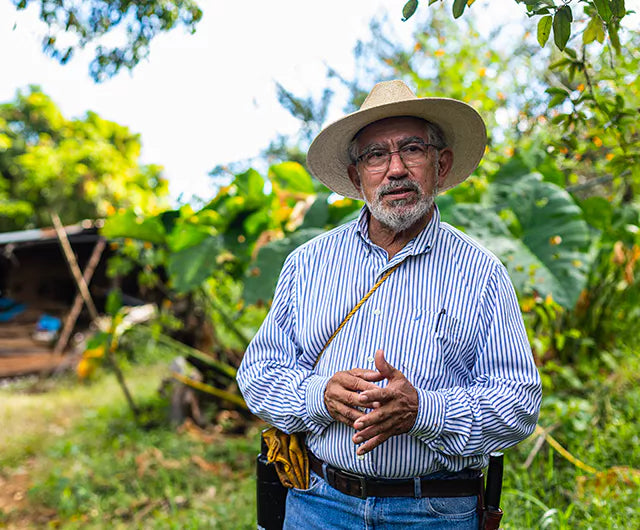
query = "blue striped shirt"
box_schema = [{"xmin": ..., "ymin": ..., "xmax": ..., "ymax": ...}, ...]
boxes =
[{"xmin": 237, "ymin": 205, "xmax": 541, "ymax": 478}]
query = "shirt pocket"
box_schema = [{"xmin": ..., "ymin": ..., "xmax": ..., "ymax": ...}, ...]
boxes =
[{"xmin": 400, "ymin": 309, "xmax": 463, "ymax": 390}]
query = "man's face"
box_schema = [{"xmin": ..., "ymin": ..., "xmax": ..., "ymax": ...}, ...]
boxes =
[{"xmin": 347, "ymin": 117, "xmax": 452, "ymax": 232}]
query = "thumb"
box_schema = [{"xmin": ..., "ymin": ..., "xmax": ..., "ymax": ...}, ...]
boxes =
[{"xmin": 374, "ymin": 349, "xmax": 395, "ymax": 378}]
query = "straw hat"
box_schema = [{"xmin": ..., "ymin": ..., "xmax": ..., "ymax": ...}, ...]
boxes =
[{"xmin": 307, "ymin": 80, "xmax": 487, "ymax": 199}]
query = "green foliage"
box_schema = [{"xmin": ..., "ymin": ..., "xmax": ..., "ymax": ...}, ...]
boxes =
[
  {"xmin": 0, "ymin": 365, "xmax": 259, "ymax": 528},
  {"xmin": 12, "ymin": 0, "xmax": 203, "ymax": 82},
  {"xmin": 2, "ymin": 354, "xmax": 639, "ymax": 528},
  {"xmin": 402, "ymin": 0, "xmax": 632, "ymax": 58},
  {"xmin": 441, "ymin": 169, "xmax": 592, "ymax": 309},
  {"xmin": 0, "ymin": 87, "xmax": 169, "ymax": 232},
  {"xmin": 501, "ymin": 345, "xmax": 640, "ymax": 528},
  {"xmin": 402, "ymin": 0, "xmax": 419, "ymax": 21},
  {"xmin": 537, "ymin": 15, "xmax": 553, "ymax": 46},
  {"xmin": 244, "ymin": 228, "xmax": 325, "ymax": 305},
  {"xmin": 552, "ymin": 5, "xmax": 573, "ymax": 51}
]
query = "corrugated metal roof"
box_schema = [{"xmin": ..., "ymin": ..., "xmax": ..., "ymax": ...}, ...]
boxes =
[{"xmin": 0, "ymin": 220, "xmax": 104, "ymax": 246}]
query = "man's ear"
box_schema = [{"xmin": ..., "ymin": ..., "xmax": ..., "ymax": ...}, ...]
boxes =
[
  {"xmin": 347, "ymin": 165, "xmax": 363, "ymax": 195},
  {"xmin": 437, "ymin": 148, "xmax": 454, "ymax": 188}
]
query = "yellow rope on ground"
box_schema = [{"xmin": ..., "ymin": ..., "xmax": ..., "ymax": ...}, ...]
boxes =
[
  {"xmin": 172, "ymin": 371, "xmax": 248, "ymax": 409},
  {"xmin": 534, "ymin": 424, "xmax": 598, "ymax": 474}
]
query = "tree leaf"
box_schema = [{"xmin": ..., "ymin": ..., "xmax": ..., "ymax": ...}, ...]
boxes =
[
  {"xmin": 578, "ymin": 197, "xmax": 612, "ymax": 232},
  {"xmin": 243, "ymin": 228, "xmax": 324, "ymax": 305},
  {"xmin": 583, "ymin": 16, "xmax": 602, "ymax": 45},
  {"xmin": 101, "ymin": 210, "xmax": 166, "ymax": 244},
  {"xmin": 553, "ymin": 6, "xmax": 573, "ymax": 51},
  {"xmin": 167, "ymin": 236, "xmax": 222, "ymax": 294},
  {"xmin": 487, "ymin": 172, "xmax": 591, "ymax": 308},
  {"xmin": 269, "ymin": 162, "xmax": 315, "ymax": 195},
  {"xmin": 300, "ymin": 193, "xmax": 330, "ymax": 230},
  {"xmin": 610, "ymin": 0, "xmax": 626, "ymax": 18},
  {"xmin": 452, "ymin": 0, "xmax": 467, "ymax": 19},
  {"xmin": 607, "ymin": 20, "xmax": 621, "ymax": 53},
  {"xmin": 548, "ymin": 92, "xmax": 569, "ymax": 108},
  {"xmin": 593, "ymin": 0, "xmax": 612, "ymax": 23},
  {"xmin": 166, "ymin": 222, "xmax": 215, "ymax": 253},
  {"xmin": 537, "ymin": 15, "xmax": 553, "ymax": 47},
  {"xmin": 402, "ymin": 0, "xmax": 419, "ymax": 21},
  {"xmin": 105, "ymin": 288, "xmax": 123, "ymax": 316}
]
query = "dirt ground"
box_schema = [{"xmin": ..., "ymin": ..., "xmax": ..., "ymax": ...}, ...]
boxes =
[{"xmin": 0, "ymin": 460, "xmax": 58, "ymax": 528}]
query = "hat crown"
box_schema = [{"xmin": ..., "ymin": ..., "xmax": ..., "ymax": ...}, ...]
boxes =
[{"xmin": 360, "ymin": 80, "xmax": 418, "ymax": 110}]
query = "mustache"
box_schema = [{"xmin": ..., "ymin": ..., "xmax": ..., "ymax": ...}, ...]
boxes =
[{"xmin": 376, "ymin": 180, "xmax": 420, "ymax": 200}]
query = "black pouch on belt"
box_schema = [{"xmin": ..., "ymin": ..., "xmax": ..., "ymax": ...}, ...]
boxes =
[{"xmin": 256, "ymin": 437, "xmax": 287, "ymax": 530}]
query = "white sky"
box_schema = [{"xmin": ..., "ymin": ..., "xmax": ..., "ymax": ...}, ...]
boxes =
[{"xmin": 0, "ymin": 0, "xmax": 535, "ymax": 203}]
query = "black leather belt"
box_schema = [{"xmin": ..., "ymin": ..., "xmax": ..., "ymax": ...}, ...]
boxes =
[{"xmin": 309, "ymin": 451, "xmax": 484, "ymax": 500}]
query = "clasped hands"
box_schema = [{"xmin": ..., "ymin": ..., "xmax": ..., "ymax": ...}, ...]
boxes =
[{"xmin": 323, "ymin": 349, "xmax": 418, "ymax": 456}]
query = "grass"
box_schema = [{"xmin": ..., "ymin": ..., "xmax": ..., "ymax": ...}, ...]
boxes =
[
  {"xmin": 499, "ymin": 345, "xmax": 640, "ymax": 529},
  {"xmin": 1, "ymin": 347, "xmax": 639, "ymax": 529},
  {"xmin": 0, "ymin": 364, "xmax": 261, "ymax": 529}
]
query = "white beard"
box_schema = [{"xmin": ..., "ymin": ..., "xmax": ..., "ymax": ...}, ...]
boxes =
[{"xmin": 364, "ymin": 179, "xmax": 437, "ymax": 232}]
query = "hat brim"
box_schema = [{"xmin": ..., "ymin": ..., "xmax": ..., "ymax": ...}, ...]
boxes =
[{"xmin": 307, "ymin": 98, "xmax": 487, "ymax": 199}]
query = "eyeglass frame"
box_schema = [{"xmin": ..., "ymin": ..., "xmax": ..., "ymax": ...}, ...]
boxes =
[{"xmin": 354, "ymin": 137, "xmax": 440, "ymax": 174}]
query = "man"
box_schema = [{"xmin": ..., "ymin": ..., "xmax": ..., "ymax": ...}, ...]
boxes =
[{"xmin": 237, "ymin": 80, "xmax": 541, "ymax": 529}]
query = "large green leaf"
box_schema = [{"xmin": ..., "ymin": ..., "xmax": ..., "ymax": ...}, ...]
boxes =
[
  {"xmin": 167, "ymin": 236, "xmax": 222, "ymax": 294},
  {"xmin": 166, "ymin": 221, "xmax": 216, "ymax": 253},
  {"xmin": 234, "ymin": 168, "xmax": 266, "ymax": 201},
  {"xmin": 269, "ymin": 162, "xmax": 315, "ymax": 195},
  {"xmin": 441, "ymin": 173, "xmax": 592, "ymax": 308},
  {"xmin": 553, "ymin": 5, "xmax": 573, "ymax": 51},
  {"xmin": 100, "ymin": 209, "xmax": 166, "ymax": 244},
  {"xmin": 452, "ymin": 0, "xmax": 467, "ymax": 19},
  {"xmin": 402, "ymin": 0, "xmax": 419, "ymax": 21},
  {"xmin": 300, "ymin": 192, "xmax": 330, "ymax": 230},
  {"xmin": 537, "ymin": 15, "xmax": 552, "ymax": 47},
  {"xmin": 243, "ymin": 228, "xmax": 325, "ymax": 305}
]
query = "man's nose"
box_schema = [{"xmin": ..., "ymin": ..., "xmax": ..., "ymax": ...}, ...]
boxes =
[{"xmin": 386, "ymin": 151, "xmax": 408, "ymax": 178}]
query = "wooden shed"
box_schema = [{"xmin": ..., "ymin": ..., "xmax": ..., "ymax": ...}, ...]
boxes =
[{"xmin": 0, "ymin": 220, "xmax": 109, "ymax": 378}]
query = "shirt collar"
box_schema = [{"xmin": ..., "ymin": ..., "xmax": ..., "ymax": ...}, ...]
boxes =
[{"xmin": 355, "ymin": 204, "xmax": 440, "ymax": 256}]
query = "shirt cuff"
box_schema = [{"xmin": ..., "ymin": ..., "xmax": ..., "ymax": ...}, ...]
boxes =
[
  {"xmin": 407, "ymin": 388, "xmax": 446, "ymax": 440},
  {"xmin": 304, "ymin": 374, "xmax": 333, "ymax": 429}
]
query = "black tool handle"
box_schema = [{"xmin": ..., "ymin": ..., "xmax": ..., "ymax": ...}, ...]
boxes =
[{"xmin": 485, "ymin": 452, "xmax": 504, "ymax": 510}]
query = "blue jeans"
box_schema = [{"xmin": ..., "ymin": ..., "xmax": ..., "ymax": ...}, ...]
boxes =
[{"xmin": 284, "ymin": 470, "xmax": 480, "ymax": 529}]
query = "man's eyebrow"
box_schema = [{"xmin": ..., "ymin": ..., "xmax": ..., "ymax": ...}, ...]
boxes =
[
  {"xmin": 360, "ymin": 136, "xmax": 426, "ymax": 153},
  {"xmin": 397, "ymin": 136, "xmax": 426, "ymax": 147},
  {"xmin": 359, "ymin": 142, "xmax": 387, "ymax": 154}
]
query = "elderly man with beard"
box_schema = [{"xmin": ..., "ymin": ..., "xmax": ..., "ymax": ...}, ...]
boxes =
[{"xmin": 237, "ymin": 80, "xmax": 541, "ymax": 530}]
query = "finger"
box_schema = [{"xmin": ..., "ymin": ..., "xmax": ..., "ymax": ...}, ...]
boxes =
[
  {"xmin": 330, "ymin": 402, "xmax": 366, "ymax": 427},
  {"xmin": 340, "ymin": 373, "xmax": 382, "ymax": 392},
  {"xmin": 374, "ymin": 348, "xmax": 396, "ymax": 379},
  {"xmin": 352, "ymin": 407, "xmax": 389, "ymax": 431},
  {"xmin": 326, "ymin": 382, "xmax": 374, "ymax": 414},
  {"xmin": 353, "ymin": 370, "xmax": 386, "ymax": 383},
  {"xmin": 357, "ymin": 387, "xmax": 391, "ymax": 405},
  {"xmin": 356, "ymin": 433, "xmax": 389, "ymax": 455},
  {"xmin": 348, "ymin": 368, "xmax": 384, "ymax": 381}
]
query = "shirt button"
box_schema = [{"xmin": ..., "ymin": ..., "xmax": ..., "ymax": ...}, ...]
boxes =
[
  {"xmin": 373, "ymin": 309, "xmax": 381, "ymax": 316},
  {"xmin": 357, "ymin": 453, "xmax": 366, "ymax": 460},
  {"xmin": 367, "ymin": 356, "xmax": 374, "ymax": 363}
]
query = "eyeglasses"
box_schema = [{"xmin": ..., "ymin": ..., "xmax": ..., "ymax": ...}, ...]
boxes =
[{"xmin": 355, "ymin": 140, "xmax": 437, "ymax": 173}]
